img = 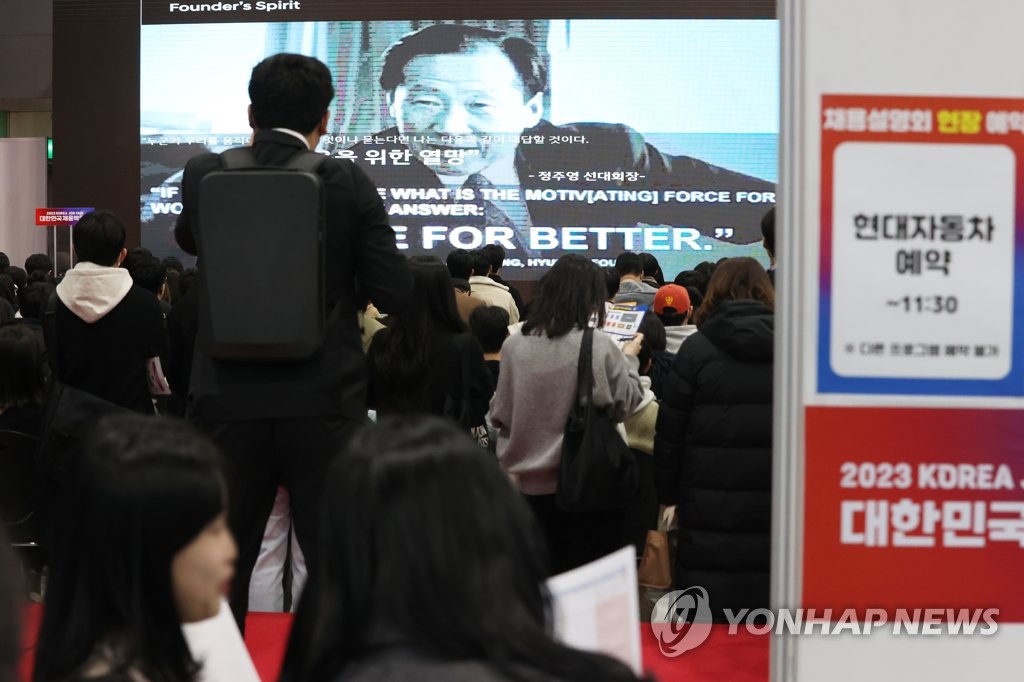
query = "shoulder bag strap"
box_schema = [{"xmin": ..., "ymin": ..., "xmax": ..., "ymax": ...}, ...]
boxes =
[{"xmin": 577, "ymin": 327, "xmax": 595, "ymax": 406}]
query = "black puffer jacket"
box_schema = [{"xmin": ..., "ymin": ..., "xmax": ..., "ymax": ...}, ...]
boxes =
[{"xmin": 653, "ymin": 299, "xmax": 773, "ymax": 619}]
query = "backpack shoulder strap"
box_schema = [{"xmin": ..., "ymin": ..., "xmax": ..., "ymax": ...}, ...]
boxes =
[
  {"xmin": 283, "ymin": 149, "xmax": 327, "ymax": 173},
  {"xmin": 219, "ymin": 146, "xmax": 258, "ymax": 170}
]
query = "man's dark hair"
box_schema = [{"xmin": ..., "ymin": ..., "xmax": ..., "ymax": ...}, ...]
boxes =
[
  {"xmin": 0, "ymin": 252, "xmax": 9, "ymax": 271},
  {"xmin": 120, "ymin": 247, "xmax": 153, "ymax": 273},
  {"xmin": 674, "ymin": 269, "xmax": 710, "ymax": 296},
  {"xmin": 380, "ymin": 23, "xmax": 549, "ymax": 100},
  {"xmin": 614, "ymin": 251, "xmax": 643, "ymax": 277},
  {"xmin": 482, "ymin": 243, "xmax": 506, "ymax": 274},
  {"xmin": 657, "ymin": 311, "xmax": 685, "ymax": 327},
  {"xmin": 249, "ymin": 53, "xmax": 335, "ymax": 134},
  {"xmin": 162, "ymin": 256, "xmax": 185, "ymax": 275},
  {"xmin": 761, "ymin": 206, "xmax": 776, "ymax": 259},
  {"xmin": 469, "ymin": 249, "xmax": 491, "ymax": 278},
  {"xmin": 445, "ymin": 248, "xmax": 473, "ymax": 281},
  {"xmin": 5, "ymin": 267, "xmax": 25, "ymax": 292},
  {"xmin": 24, "ymin": 253, "xmax": 52, "ymax": 275},
  {"xmin": 469, "ymin": 306, "xmax": 510, "ymax": 354},
  {"xmin": 694, "ymin": 260, "xmax": 716, "ymax": 279},
  {"xmin": 26, "ymin": 270, "xmax": 51, "ymax": 286},
  {"xmin": 127, "ymin": 255, "xmax": 168, "ymax": 296},
  {"xmin": 72, "ymin": 210, "xmax": 126, "ymax": 266},
  {"xmin": 18, "ymin": 281, "xmax": 55, "ymax": 320}
]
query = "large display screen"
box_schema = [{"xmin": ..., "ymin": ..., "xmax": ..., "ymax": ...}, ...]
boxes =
[{"xmin": 141, "ymin": 12, "xmax": 778, "ymax": 279}]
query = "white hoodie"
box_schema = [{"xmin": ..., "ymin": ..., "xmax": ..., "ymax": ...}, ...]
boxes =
[
  {"xmin": 664, "ymin": 324, "xmax": 698, "ymax": 355},
  {"xmin": 56, "ymin": 262, "xmax": 133, "ymax": 323}
]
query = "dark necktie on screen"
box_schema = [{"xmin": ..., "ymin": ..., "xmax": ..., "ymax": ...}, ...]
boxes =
[{"xmin": 462, "ymin": 173, "xmax": 535, "ymax": 254}]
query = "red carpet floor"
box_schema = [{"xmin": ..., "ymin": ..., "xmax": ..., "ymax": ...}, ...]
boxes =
[{"xmin": 20, "ymin": 605, "xmax": 769, "ymax": 681}]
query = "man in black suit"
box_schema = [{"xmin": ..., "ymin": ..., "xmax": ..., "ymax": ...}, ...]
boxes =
[
  {"xmin": 175, "ymin": 53, "xmax": 412, "ymax": 627},
  {"xmin": 349, "ymin": 24, "xmax": 775, "ymax": 272}
]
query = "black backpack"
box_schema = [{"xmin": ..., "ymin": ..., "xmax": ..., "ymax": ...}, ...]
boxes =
[{"xmin": 196, "ymin": 147, "xmax": 326, "ymax": 361}]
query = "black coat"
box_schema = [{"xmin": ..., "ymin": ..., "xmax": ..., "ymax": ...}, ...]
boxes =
[
  {"xmin": 51, "ymin": 285, "xmax": 166, "ymax": 415},
  {"xmin": 367, "ymin": 330, "xmax": 493, "ymax": 423},
  {"xmin": 653, "ymin": 299, "xmax": 774, "ymax": 618}
]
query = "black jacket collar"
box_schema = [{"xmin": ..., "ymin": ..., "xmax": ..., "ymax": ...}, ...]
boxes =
[{"xmin": 252, "ymin": 129, "xmax": 309, "ymax": 149}]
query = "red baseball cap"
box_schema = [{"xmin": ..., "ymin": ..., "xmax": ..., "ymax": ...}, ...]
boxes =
[{"xmin": 653, "ymin": 284, "xmax": 691, "ymax": 315}]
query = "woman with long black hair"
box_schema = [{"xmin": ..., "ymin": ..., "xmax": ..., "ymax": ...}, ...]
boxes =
[
  {"xmin": 366, "ymin": 256, "xmax": 492, "ymax": 426},
  {"xmin": 280, "ymin": 415, "xmax": 644, "ymax": 682},
  {"xmin": 33, "ymin": 415, "xmax": 257, "ymax": 682}
]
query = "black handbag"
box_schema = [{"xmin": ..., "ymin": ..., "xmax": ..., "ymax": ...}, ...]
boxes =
[{"xmin": 556, "ymin": 328, "xmax": 639, "ymax": 511}]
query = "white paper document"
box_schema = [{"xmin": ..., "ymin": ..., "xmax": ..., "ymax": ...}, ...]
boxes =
[
  {"xmin": 602, "ymin": 305, "xmax": 647, "ymax": 341},
  {"xmin": 547, "ymin": 545, "xmax": 642, "ymax": 674},
  {"xmin": 181, "ymin": 599, "xmax": 261, "ymax": 682}
]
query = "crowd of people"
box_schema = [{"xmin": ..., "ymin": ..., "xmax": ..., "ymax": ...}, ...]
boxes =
[
  {"xmin": 0, "ymin": 239, "xmax": 775, "ymax": 681},
  {"xmin": 0, "ymin": 50, "xmax": 777, "ymax": 682}
]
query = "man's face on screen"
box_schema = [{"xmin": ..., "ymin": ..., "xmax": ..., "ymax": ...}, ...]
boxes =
[{"xmin": 389, "ymin": 45, "xmax": 544, "ymax": 176}]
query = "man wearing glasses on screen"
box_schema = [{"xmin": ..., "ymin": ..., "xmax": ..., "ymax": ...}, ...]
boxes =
[{"xmin": 351, "ymin": 23, "xmax": 775, "ymax": 258}]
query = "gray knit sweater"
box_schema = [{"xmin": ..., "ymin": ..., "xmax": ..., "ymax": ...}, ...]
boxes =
[{"xmin": 490, "ymin": 327, "xmax": 644, "ymax": 495}]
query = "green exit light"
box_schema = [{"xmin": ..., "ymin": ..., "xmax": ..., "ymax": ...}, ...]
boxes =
[{"xmin": 47, "ymin": 138, "xmax": 53, "ymax": 160}]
